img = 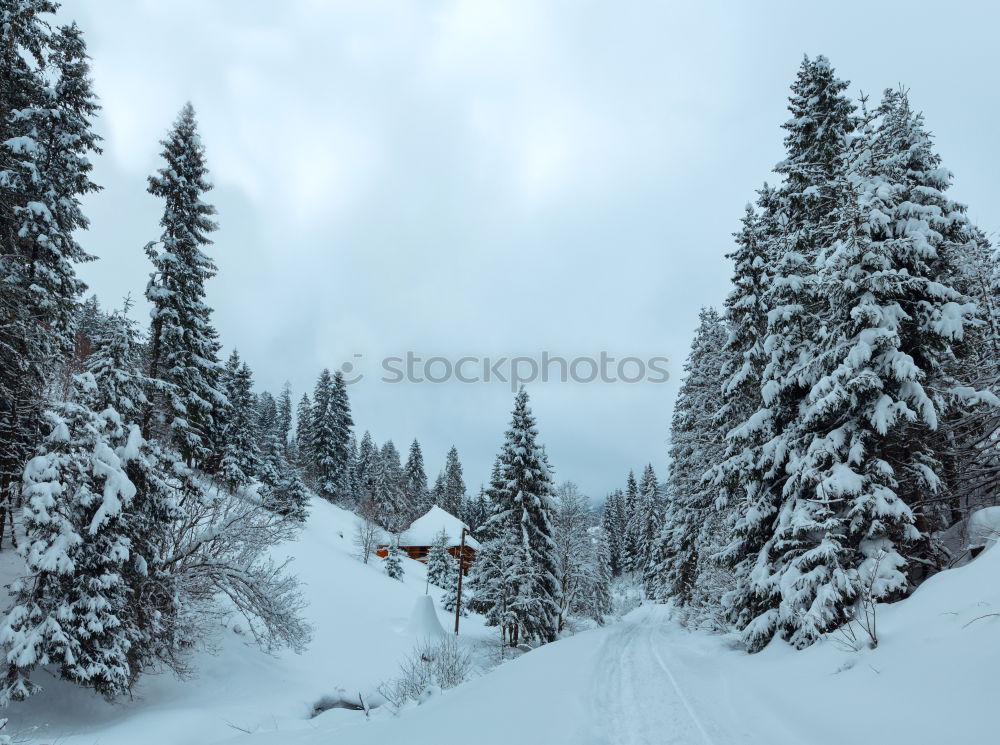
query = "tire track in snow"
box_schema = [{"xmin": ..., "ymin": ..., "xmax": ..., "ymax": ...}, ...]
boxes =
[
  {"xmin": 591, "ymin": 620, "xmax": 722, "ymax": 745},
  {"xmin": 591, "ymin": 622, "xmax": 636, "ymax": 745},
  {"xmin": 646, "ymin": 628, "xmax": 717, "ymax": 745}
]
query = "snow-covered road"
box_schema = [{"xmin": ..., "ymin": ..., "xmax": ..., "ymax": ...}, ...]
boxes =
[
  {"xmin": 311, "ymin": 605, "xmax": 801, "ymax": 745},
  {"xmin": 589, "ymin": 612, "xmax": 812, "ymax": 745},
  {"xmin": 593, "ymin": 620, "xmax": 722, "ymax": 745}
]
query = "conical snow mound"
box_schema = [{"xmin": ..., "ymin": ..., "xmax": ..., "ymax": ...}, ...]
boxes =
[{"xmin": 408, "ymin": 594, "xmax": 446, "ymax": 637}]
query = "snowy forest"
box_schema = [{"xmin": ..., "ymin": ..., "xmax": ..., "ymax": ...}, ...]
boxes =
[{"xmin": 1, "ymin": 2, "xmax": 998, "ymax": 744}]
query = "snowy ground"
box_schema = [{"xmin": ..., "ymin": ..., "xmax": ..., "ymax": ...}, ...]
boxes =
[
  {"xmin": 2, "ymin": 498, "xmax": 494, "ymax": 744},
  {"xmin": 5, "ymin": 498, "xmax": 999, "ymax": 744}
]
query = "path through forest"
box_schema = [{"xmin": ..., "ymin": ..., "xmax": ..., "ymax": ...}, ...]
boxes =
[{"xmin": 590, "ymin": 610, "xmax": 800, "ymax": 745}]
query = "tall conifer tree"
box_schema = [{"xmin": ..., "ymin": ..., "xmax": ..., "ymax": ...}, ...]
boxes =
[
  {"xmin": 404, "ymin": 438, "xmax": 430, "ymax": 517},
  {"xmin": 484, "ymin": 389, "xmax": 560, "ymax": 645},
  {"xmin": 0, "ymin": 5, "xmax": 100, "ymax": 540},
  {"xmin": 654, "ymin": 309, "xmax": 729, "ymax": 606},
  {"xmin": 442, "ymin": 445, "xmax": 466, "ymax": 517},
  {"xmin": 144, "ymin": 103, "xmax": 224, "ymax": 465}
]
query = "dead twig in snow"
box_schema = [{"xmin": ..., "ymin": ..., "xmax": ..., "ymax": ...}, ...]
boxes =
[{"xmin": 962, "ymin": 613, "xmax": 1000, "ymax": 629}]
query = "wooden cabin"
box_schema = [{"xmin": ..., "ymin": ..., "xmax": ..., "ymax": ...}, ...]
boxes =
[{"xmin": 376, "ymin": 505, "xmax": 480, "ymax": 574}]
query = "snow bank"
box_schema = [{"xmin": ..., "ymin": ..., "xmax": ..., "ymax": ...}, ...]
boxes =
[{"xmin": 967, "ymin": 505, "xmax": 1000, "ymax": 551}]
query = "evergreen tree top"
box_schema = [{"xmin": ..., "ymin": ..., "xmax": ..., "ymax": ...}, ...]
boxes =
[
  {"xmin": 625, "ymin": 470, "xmax": 638, "ymax": 500},
  {"xmin": 778, "ymin": 55, "xmax": 856, "ymax": 184},
  {"xmin": 87, "ymin": 302, "xmax": 148, "ymax": 418},
  {"xmin": 405, "ymin": 439, "xmax": 427, "ymax": 485},
  {"xmin": 148, "ymin": 102, "xmax": 218, "ymax": 251},
  {"xmin": 381, "ymin": 439, "xmax": 401, "ymax": 463},
  {"xmin": 406, "ymin": 439, "xmax": 425, "ymax": 466}
]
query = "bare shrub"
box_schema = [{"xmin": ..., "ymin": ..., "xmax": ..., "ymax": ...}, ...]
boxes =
[
  {"xmin": 161, "ymin": 482, "xmax": 312, "ymax": 662},
  {"xmin": 353, "ymin": 498, "xmax": 382, "ymax": 564},
  {"xmin": 377, "ymin": 637, "xmax": 473, "ymax": 709},
  {"xmin": 834, "ymin": 550, "xmax": 885, "ymax": 652}
]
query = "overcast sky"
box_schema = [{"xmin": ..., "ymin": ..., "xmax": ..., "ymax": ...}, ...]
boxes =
[{"xmin": 67, "ymin": 0, "xmax": 998, "ymax": 501}]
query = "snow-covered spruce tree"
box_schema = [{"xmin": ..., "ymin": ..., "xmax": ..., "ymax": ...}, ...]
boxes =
[
  {"xmin": 585, "ymin": 537, "xmax": 614, "ymax": 624},
  {"xmin": 255, "ymin": 391, "xmax": 308, "ymax": 522},
  {"xmin": 272, "ymin": 468, "xmax": 310, "ymax": 523},
  {"xmin": 77, "ymin": 293, "xmax": 105, "ymax": 336},
  {"xmin": 464, "ymin": 455, "xmax": 504, "ymax": 616},
  {"xmin": 701, "ymin": 193, "xmax": 784, "ymax": 632},
  {"xmin": 87, "ymin": 303, "xmax": 148, "ymax": 418},
  {"xmin": 217, "ymin": 351, "xmax": 258, "ymax": 491},
  {"xmin": 0, "ymin": 376, "xmax": 136, "ymax": 702},
  {"xmin": 431, "ymin": 470, "xmax": 446, "ymax": 508},
  {"xmin": 86, "ymin": 314, "xmax": 183, "ymax": 680},
  {"xmin": 44, "ymin": 293, "xmax": 107, "ymax": 410},
  {"xmin": 70, "ymin": 294, "xmax": 108, "ymax": 377},
  {"xmin": 462, "ymin": 485, "xmax": 490, "ymax": 534},
  {"xmin": 754, "ymin": 85, "xmax": 994, "ymax": 648},
  {"xmin": 466, "ymin": 534, "xmax": 519, "ymax": 641},
  {"xmin": 601, "ymin": 489, "xmax": 627, "ymax": 577},
  {"xmin": 620, "ymin": 470, "xmax": 641, "ymax": 573},
  {"xmin": 345, "ymin": 432, "xmax": 359, "ymax": 502},
  {"xmin": 441, "ymin": 553, "xmax": 467, "ymax": 617},
  {"xmin": 4, "ymin": 310, "xmax": 171, "ymax": 695},
  {"xmin": 374, "ymin": 440, "xmax": 407, "ymax": 532},
  {"xmin": 305, "ymin": 369, "xmax": 335, "ymax": 496},
  {"xmin": 634, "ymin": 464, "xmax": 662, "ymax": 591},
  {"xmin": 293, "ymin": 393, "xmax": 312, "ymax": 465},
  {"xmin": 255, "ymin": 392, "xmax": 280, "ymax": 480},
  {"xmin": 331, "ymin": 371, "xmax": 354, "ymax": 491},
  {"xmin": 702, "ymin": 193, "xmax": 779, "ymax": 617},
  {"xmin": 467, "ymin": 456, "xmax": 517, "ymax": 640},
  {"xmin": 354, "ymin": 430, "xmax": 378, "ymax": 504},
  {"xmin": 713, "ymin": 55, "xmax": 858, "ymax": 651},
  {"xmin": 276, "ymin": 382, "xmax": 293, "ymax": 457},
  {"xmin": 653, "ymin": 309, "xmax": 729, "ymax": 607},
  {"xmin": 426, "ymin": 529, "xmax": 453, "ymax": 588},
  {"xmin": 144, "ymin": 103, "xmax": 224, "ymax": 466},
  {"xmin": 380, "ymin": 439, "xmax": 405, "ymax": 491},
  {"xmin": 943, "ymin": 228, "xmax": 1000, "ymax": 516},
  {"xmin": 404, "ymin": 438, "xmax": 430, "ymax": 518},
  {"xmin": 442, "ymin": 446, "xmax": 466, "ymax": 517},
  {"xmin": 714, "ymin": 62, "xmax": 998, "ymax": 652},
  {"xmin": 868, "ymin": 92, "xmax": 999, "ymax": 550},
  {"xmin": 494, "ymin": 389, "xmax": 560, "ymax": 646},
  {"xmin": 305, "ymin": 369, "xmax": 354, "ymax": 501},
  {"xmin": 0, "ymin": 8, "xmax": 100, "ymax": 545},
  {"xmin": 383, "ymin": 542, "xmax": 404, "ymax": 581},
  {"xmin": 5, "ymin": 309, "xmax": 184, "ymax": 698},
  {"xmin": 713, "ymin": 191, "xmax": 779, "ymax": 472}
]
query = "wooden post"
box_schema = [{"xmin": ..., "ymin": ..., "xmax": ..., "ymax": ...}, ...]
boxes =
[{"xmin": 454, "ymin": 527, "xmax": 467, "ymax": 635}]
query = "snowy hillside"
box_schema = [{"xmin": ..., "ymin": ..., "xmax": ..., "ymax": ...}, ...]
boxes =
[
  {"xmin": 2, "ymin": 498, "xmax": 491, "ymax": 745},
  {"xmin": 7, "ymin": 498, "xmax": 998, "ymax": 744}
]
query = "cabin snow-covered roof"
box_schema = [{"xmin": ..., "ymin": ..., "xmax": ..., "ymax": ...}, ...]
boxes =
[{"xmin": 402, "ymin": 505, "xmax": 481, "ymax": 550}]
